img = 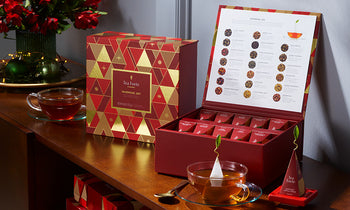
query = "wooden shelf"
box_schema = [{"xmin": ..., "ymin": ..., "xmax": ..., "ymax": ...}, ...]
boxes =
[{"xmin": 0, "ymin": 86, "xmax": 349, "ymax": 209}]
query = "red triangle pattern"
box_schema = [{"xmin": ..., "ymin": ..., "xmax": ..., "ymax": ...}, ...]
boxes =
[
  {"xmin": 152, "ymin": 102, "xmax": 166, "ymax": 119},
  {"xmin": 104, "ymin": 83, "xmax": 111, "ymax": 97},
  {"xmin": 153, "ymin": 53, "xmax": 167, "ymax": 68},
  {"xmin": 104, "ymin": 99, "xmax": 118, "ymax": 114},
  {"xmin": 104, "ymin": 113, "xmax": 118, "ymax": 128},
  {"xmin": 97, "ymin": 62, "xmax": 111, "ymax": 77},
  {"xmin": 149, "ymin": 119, "xmax": 161, "ymax": 132},
  {"xmin": 123, "ymin": 50, "xmax": 135, "ymax": 70},
  {"xmin": 128, "ymin": 41, "xmax": 141, "ymax": 48},
  {"xmin": 160, "ymin": 71, "xmax": 174, "ymax": 87},
  {"xmin": 90, "ymin": 80, "xmax": 103, "ymax": 95},
  {"xmin": 126, "ymin": 123, "xmax": 135, "ymax": 133},
  {"xmin": 150, "ymin": 72, "xmax": 158, "ymax": 86},
  {"xmin": 129, "ymin": 48, "xmax": 144, "ymax": 66},
  {"xmin": 160, "ymin": 68, "xmax": 168, "ymax": 76},
  {"xmin": 97, "ymin": 96, "xmax": 110, "ymax": 112},
  {"xmin": 120, "ymin": 115, "xmax": 131, "ymax": 131},
  {"xmin": 105, "ymin": 45, "xmax": 115, "ymax": 62},
  {"xmin": 131, "ymin": 117, "xmax": 143, "ymax": 132},
  {"xmin": 145, "ymin": 119, "xmax": 155, "ymax": 136},
  {"xmin": 86, "ymin": 45, "xmax": 95, "ymax": 60},
  {"xmin": 119, "ymin": 40, "xmax": 130, "ymax": 53},
  {"xmin": 110, "ymin": 38, "xmax": 119, "ymax": 53},
  {"xmin": 97, "ymin": 79, "xmax": 110, "ymax": 94},
  {"xmin": 152, "ymin": 87, "xmax": 166, "ymax": 104},
  {"xmin": 90, "ymin": 112, "xmax": 100, "ymax": 128},
  {"xmin": 86, "ymin": 77, "xmax": 96, "ymax": 93},
  {"xmin": 97, "ymin": 36, "xmax": 111, "ymax": 45},
  {"xmin": 145, "ymin": 42, "xmax": 159, "ymax": 50},
  {"xmin": 168, "ymin": 53, "xmax": 179, "ymax": 69},
  {"xmin": 146, "ymin": 50, "xmax": 156, "ymax": 65},
  {"xmin": 90, "ymin": 94, "xmax": 104, "ymax": 110},
  {"xmin": 161, "ymin": 43, "xmax": 175, "ymax": 52},
  {"xmin": 152, "ymin": 68, "xmax": 163, "ymax": 85},
  {"xmin": 168, "ymin": 104, "xmax": 178, "ymax": 120}
]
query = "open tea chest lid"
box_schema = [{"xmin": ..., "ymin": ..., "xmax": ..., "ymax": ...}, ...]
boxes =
[{"xmin": 202, "ymin": 6, "xmax": 321, "ymax": 119}]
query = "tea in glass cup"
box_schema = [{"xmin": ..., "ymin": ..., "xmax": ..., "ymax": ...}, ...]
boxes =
[
  {"xmin": 187, "ymin": 161, "xmax": 249, "ymax": 204},
  {"xmin": 27, "ymin": 87, "xmax": 84, "ymax": 121}
]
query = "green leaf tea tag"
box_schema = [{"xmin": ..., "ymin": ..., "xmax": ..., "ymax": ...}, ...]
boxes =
[
  {"xmin": 293, "ymin": 125, "xmax": 299, "ymax": 140},
  {"xmin": 293, "ymin": 125, "xmax": 299, "ymax": 151},
  {"xmin": 216, "ymin": 135, "xmax": 221, "ymax": 150}
]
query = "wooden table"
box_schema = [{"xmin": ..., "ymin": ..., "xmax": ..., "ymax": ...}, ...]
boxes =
[{"xmin": 0, "ymin": 87, "xmax": 349, "ymax": 210}]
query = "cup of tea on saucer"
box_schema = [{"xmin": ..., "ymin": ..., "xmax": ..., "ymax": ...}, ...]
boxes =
[
  {"xmin": 27, "ymin": 87, "xmax": 84, "ymax": 121},
  {"xmin": 187, "ymin": 161, "xmax": 250, "ymax": 204}
]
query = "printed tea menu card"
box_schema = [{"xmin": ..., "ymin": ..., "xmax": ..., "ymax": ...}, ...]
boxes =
[{"xmin": 206, "ymin": 7, "xmax": 319, "ymax": 113}]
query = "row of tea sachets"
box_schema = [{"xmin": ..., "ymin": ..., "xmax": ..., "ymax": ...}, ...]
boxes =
[
  {"xmin": 178, "ymin": 120, "xmax": 276, "ymax": 144},
  {"xmin": 198, "ymin": 109, "xmax": 291, "ymax": 130}
]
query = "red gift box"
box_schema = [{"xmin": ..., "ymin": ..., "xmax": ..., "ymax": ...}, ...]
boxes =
[
  {"xmin": 66, "ymin": 197, "xmax": 87, "ymax": 210},
  {"xmin": 73, "ymin": 173, "xmax": 101, "ymax": 207},
  {"xmin": 87, "ymin": 181, "xmax": 125, "ymax": 210},
  {"xmin": 86, "ymin": 32, "xmax": 198, "ymax": 143},
  {"xmin": 155, "ymin": 6, "xmax": 321, "ymax": 188}
]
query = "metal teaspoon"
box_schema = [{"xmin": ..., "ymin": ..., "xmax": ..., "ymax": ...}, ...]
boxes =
[{"xmin": 154, "ymin": 180, "xmax": 189, "ymax": 198}]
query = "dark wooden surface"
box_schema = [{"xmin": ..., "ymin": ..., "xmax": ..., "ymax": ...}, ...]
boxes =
[{"xmin": 0, "ymin": 88, "xmax": 349, "ymax": 209}]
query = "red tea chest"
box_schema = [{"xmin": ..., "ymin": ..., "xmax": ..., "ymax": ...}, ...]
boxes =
[
  {"xmin": 86, "ymin": 32, "xmax": 198, "ymax": 143},
  {"xmin": 155, "ymin": 6, "xmax": 321, "ymax": 188}
]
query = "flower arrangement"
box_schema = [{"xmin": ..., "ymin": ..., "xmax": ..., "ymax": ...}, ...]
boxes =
[{"xmin": 0, "ymin": 0, "xmax": 106, "ymax": 37}]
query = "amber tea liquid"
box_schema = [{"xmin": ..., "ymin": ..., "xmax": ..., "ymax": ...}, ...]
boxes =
[
  {"xmin": 192, "ymin": 169, "xmax": 246, "ymax": 203},
  {"xmin": 39, "ymin": 95, "xmax": 82, "ymax": 120}
]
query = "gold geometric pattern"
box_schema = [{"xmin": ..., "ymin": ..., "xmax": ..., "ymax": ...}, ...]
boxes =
[{"xmin": 86, "ymin": 32, "xmax": 197, "ymax": 143}]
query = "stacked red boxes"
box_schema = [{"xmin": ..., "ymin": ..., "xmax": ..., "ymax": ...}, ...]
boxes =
[
  {"xmin": 87, "ymin": 181, "xmax": 133, "ymax": 210},
  {"xmin": 155, "ymin": 6, "xmax": 322, "ymax": 188},
  {"xmin": 86, "ymin": 32, "xmax": 198, "ymax": 143},
  {"xmin": 73, "ymin": 173, "xmax": 101, "ymax": 207},
  {"xmin": 69, "ymin": 173, "xmax": 150, "ymax": 210}
]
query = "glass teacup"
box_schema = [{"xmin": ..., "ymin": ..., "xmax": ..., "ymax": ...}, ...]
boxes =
[
  {"xmin": 187, "ymin": 161, "xmax": 250, "ymax": 204},
  {"xmin": 26, "ymin": 87, "xmax": 84, "ymax": 121}
]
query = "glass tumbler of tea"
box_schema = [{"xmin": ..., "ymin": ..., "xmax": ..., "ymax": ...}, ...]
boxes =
[
  {"xmin": 26, "ymin": 87, "xmax": 84, "ymax": 121},
  {"xmin": 187, "ymin": 161, "xmax": 250, "ymax": 204}
]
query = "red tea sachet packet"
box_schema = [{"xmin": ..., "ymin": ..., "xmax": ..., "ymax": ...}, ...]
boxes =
[
  {"xmin": 232, "ymin": 114, "xmax": 251, "ymax": 126},
  {"xmin": 249, "ymin": 131, "xmax": 272, "ymax": 144},
  {"xmin": 214, "ymin": 112, "xmax": 234, "ymax": 124},
  {"xmin": 178, "ymin": 120, "xmax": 197, "ymax": 132},
  {"xmin": 193, "ymin": 123, "xmax": 215, "ymax": 135},
  {"xmin": 199, "ymin": 109, "xmax": 217, "ymax": 121},
  {"xmin": 212, "ymin": 126, "xmax": 233, "ymax": 138},
  {"xmin": 230, "ymin": 128, "xmax": 251, "ymax": 141},
  {"xmin": 268, "ymin": 118, "xmax": 290, "ymax": 130},
  {"xmin": 250, "ymin": 117, "xmax": 269, "ymax": 129}
]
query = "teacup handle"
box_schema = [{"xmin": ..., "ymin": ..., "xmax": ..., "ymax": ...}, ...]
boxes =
[
  {"xmin": 231, "ymin": 183, "xmax": 250, "ymax": 202},
  {"xmin": 26, "ymin": 93, "xmax": 42, "ymax": 112}
]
